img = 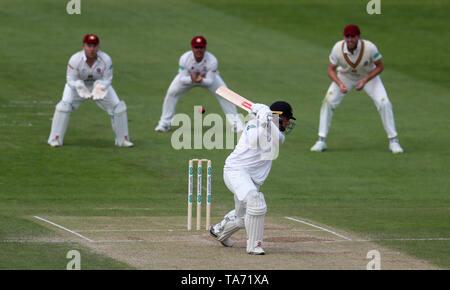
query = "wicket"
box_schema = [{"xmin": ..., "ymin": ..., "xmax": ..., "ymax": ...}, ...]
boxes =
[{"xmin": 187, "ymin": 159, "xmax": 212, "ymax": 231}]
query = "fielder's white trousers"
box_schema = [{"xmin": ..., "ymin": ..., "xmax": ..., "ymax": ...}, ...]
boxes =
[
  {"xmin": 318, "ymin": 74, "xmax": 398, "ymax": 139},
  {"xmin": 62, "ymin": 83, "xmax": 120, "ymax": 114},
  {"xmin": 48, "ymin": 83, "xmax": 123, "ymax": 144},
  {"xmin": 157, "ymin": 74, "xmax": 240, "ymax": 127}
]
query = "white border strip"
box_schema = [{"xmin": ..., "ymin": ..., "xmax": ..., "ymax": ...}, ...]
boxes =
[
  {"xmin": 285, "ymin": 216, "xmax": 352, "ymax": 241},
  {"xmin": 33, "ymin": 216, "xmax": 93, "ymax": 242}
]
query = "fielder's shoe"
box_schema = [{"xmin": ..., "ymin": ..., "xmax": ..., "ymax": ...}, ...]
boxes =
[
  {"xmin": 389, "ymin": 141, "xmax": 404, "ymax": 154},
  {"xmin": 247, "ymin": 246, "xmax": 265, "ymax": 255},
  {"xmin": 49, "ymin": 139, "xmax": 61, "ymax": 147},
  {"xmin": 209, "ymin": 226, "xmax": 234, "ymax": 247},
  {"xmin": 154, "ymin": 123, "xmax": 170, "ymax": 132},
  {"xmin": 117, "ymin": 140, "xmax": 134, "ymax": 147},
  {"xmin": 310, "ymin": 140, "xmax": 327, "ymax": 152}
]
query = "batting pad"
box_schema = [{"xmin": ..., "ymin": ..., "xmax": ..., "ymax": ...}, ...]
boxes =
[
  {"xmin": 111, "ymin": 101, "xmax": 130, "ymax": 146},
  {"xmin": 215, "ymin": 210, "xmax": 245, "ymax": 242},
  {"xmin": 245, "ymin": 192, "xmax": 266, "ymax": 252},
  {"xmin": 48, "ymin": 101, "xmax": 72, "ymax": 145}
]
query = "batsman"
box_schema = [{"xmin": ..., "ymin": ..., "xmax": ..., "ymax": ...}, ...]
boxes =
[{"xmin": 210, "ymin": 101, "xmax": 296, "ymax": 255}]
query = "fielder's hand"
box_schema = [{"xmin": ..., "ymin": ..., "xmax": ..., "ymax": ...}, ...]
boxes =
[
  {"xmin": 338, "ymin": 82, "xmax": 348, "ymax": 94},
  {"xmin": 191, "ymin": 72, "xmax": 203, "ymax": 83},
  {"xmin": 355, "ymin": 78, "xmax": 367, "ymax": 91},
  {"xmin": 92, "ymin": 81, "xmax": 107, "ymax": 100},
  {"xmin": 75, "ymin": 81, "xmax": 91, "ymax": 99}
]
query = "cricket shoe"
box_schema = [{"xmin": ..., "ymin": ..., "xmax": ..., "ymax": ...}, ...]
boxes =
[
  {"xmin": 49, "ymin": 139, "xmax": 61, "ymax": 147},
  {"xmin": 389, "ymin": 141, "xmax": 404, "ymax": 154},
  {"xmin": 116, "ymin": 139, "xmax": 134, "ymax": 147},
  {"xmin": 154, "ymin": 123, "xmax": 170, "ymax": 132},
  {"xmin": 120, "ymin": 140, "xmax": 134, "ymax": 147},
  {"xmin": 209, "ymin": 226, "xmax": 234, "ymax": 247},
  {"xmin": 247, "ymin": 247, "xmax": 265, "ymax": 255},
  {"xmin": 310, "ymin": 140, "xmax": 327, "ymax": 152}
]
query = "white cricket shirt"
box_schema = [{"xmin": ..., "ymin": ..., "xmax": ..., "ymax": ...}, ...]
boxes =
[
  {"xmin": 225, "ymin": 119, "xmax": 285, "ymax": 185},
  {"xmin": 329, "ymin": 39, "xmax": 382, "ymax": 80},
  {"xmin": 177, "ymin": 51, "xmax": 218, "ymax": 86},
  {"xmin": 66, "ymin": 50, "xmax": 113, "ymax": 89}
]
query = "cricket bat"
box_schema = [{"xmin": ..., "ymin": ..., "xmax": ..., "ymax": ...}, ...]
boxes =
[{"xmin": 215, "ymin": 86, "xmax": 282, "ymax": 115}]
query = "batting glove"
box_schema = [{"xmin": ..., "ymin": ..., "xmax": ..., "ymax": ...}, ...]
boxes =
[
  {"xmin": 256, "ymin": 107, "xmax": 273, "ymax": 126},
  {"xmin": 251, "ymin": 103, "xmax": 270, "ymax": 115}
]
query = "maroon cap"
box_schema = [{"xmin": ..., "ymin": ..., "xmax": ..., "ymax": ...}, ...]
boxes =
[
  {"xmin": 191, "ymin": 35, "xmax": 207, "ymax": 48},
  {"xmin": 83, "ymin": 34, "xmax": 100, "ymax": 45},
  {"xmin": 343, "ymin": 25, "xmax": 360, "ymax": 36}
]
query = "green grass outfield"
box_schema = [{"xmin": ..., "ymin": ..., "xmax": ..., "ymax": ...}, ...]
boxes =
[{"xmin": 0, "ymin": 0, "xmax": 449, "ymax": 269}]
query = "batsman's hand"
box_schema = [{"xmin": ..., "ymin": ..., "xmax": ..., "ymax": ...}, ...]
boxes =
[
  {"xmin": 251, "ymin": 103, "xmax": 269, "ymax": 115},
  {"xmin": 92, "ymin": 81, "xmax": 107, "ymax": 100},
  {"xmin": 75, "ymin": 81, "xmax": 91, "ymax": 99},
  {"xmin": 256, "ymin": 106, "xmax": 273, "ymax": 126}
]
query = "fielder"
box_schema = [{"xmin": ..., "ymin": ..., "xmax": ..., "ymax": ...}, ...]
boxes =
[
  {"xmin": 209, "ymin": 101, "xmax": 296, "ymax": 255},
  {"xmin": 48, "ymin": 34, "xmax": 133, "ymax": 147},
  {"xmin": 310, "ymin": 25, "xmax": 403, "ymax": 154},
  {"xmin": 154, "ymin": 36, "xmax": 244, "ymax": 133}
]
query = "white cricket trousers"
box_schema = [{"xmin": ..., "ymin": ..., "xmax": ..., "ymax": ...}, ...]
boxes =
[
  {"xmin": 223, "ymin": 168, "xmax": 261, "ymax": 220},
  {"xmin": 48, "ymin": 83, "xmax": 124, "ymax": 145},
  {"xmin": 223, "ymin": 168, "xmax": 267, "ymax": 252},
  {"xmin": 318, "ymin": 74, "xmax": 398, "ymax": 139},
  {"xmin": 158, "ymin": 74, "xmax": 240, "ymax": 127},
  {"xmin": 62, "ymin": 83, "xmax": 121, "ymax": 113}
]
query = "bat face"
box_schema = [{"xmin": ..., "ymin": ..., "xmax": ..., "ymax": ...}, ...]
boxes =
[
  {"xmin": 215, "ymin": 86, "xmax": 283, "ymax": 116},
  {"xmin": 215, "ymin": 86, "xmax": 254, "ymax": 113}
]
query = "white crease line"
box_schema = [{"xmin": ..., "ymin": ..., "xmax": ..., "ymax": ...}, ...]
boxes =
[
  {"xmin": 75, "ymin": 228, "xmax": 321, "ymax": 233},
  {"xmin": 33, "ymin": 216, "xmax": 94, "ymax": 242},
  {"xmin": 304, "ymin": 238, "xmax": 450, "ymax": 243},
  {"xmin": 75, "ymin": 229, "xmax": 178, "ymax": 233},
  {"xmin": 357, "ymin": 238, "xmax": 450, "ymax": 242},
  {"xmin": 285, "ymin": 216, "xmax": 352, "ymax": 241},
  {"xmin": 92, "ymin": 240, "xmax": 145, "ymax": 243},
  {"xmin": 94, "ymin": 208, "xmax": 154, "ymax": 211},
  {"xmin": 2, "ymin": 237, "xmax": 449, "ymax": 244},
  {"xmin": 0, "ymin": 239, "xmax": 68, "ymax": 243}
]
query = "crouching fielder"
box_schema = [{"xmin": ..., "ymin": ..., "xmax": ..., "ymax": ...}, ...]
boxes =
[
  {"xmin": 48, "ymin": 34, "xmax": 133, "ymax": 147},
  {"xmin": 154, "ymin": 36, "xmax": 244, "ymax": 133},
  {"xmin": 210, "ymin": 101, "xmax": 296, "ymax": 255}
]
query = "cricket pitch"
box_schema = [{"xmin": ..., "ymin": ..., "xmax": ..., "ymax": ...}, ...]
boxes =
[{"xmin": 29, "ymin": 215, "xmax": 440, "ymax": 270}]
